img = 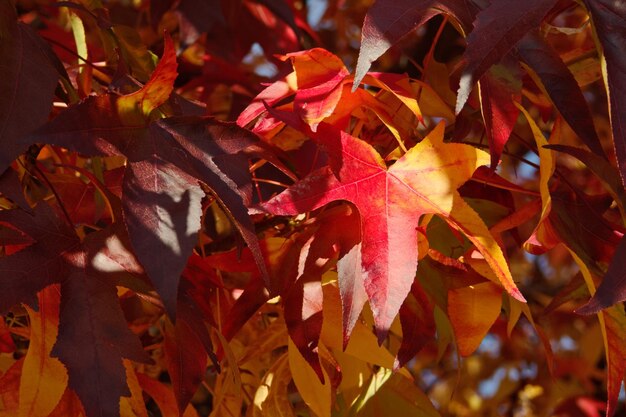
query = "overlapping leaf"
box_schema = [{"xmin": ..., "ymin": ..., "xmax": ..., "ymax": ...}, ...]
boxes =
[
  {"xmin": 0, "ymin": 203, "xmax": 150, "ymax": 417},
  {"xmin": 456, "ymin": 0, "xmax": 558, "ymax": 113},
  {"xmin": 518, "ymin": 31, "xmax": 604, "ymax": 156},
  {"xmin": 25, "ymin": 39, "xmax": 267, "ymax": 318},
  {"xmin": 478, "ymin": 57, "xmax": 522, "ymax": 168},
  {"xmin": 0, "ymin": 1, "xmax": 59, "ymax": 174},
  {"xmin": 354, "ymin": 0, "xmax": 478, "ymax": 88},
  {"xmin": 261, "ymin": 119, "xmax": 523, "ymax": 340},
  {"xmin": 583, "ymin": 0, "xmax": 626, "ymax": 184}
]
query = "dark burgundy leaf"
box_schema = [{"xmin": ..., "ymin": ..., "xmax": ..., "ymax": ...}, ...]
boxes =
[
  {"xmin": 0, "ymin": 168, "xmax": 30, "ymax": 210},
  {"xmin": 25, "ymin": 94, "xmax": 148, "ymax": 159},
  {"xmin": 152, "ymin": 117, "xmax": 269, "ymax": 285},
  {"xmin": 0, "ymin": 204, "xmax": 78, "ymax": 312},
  {"xmin": 577, "ymin": 235, "xmax": 626, "ymax": 315},
  {"xmin": 0, "ymin": 2, "xmax": 59, "ymax": 173},
  {"xmin": 52, "ymin": 250, "xmax": 149, "ymax": 417},
  {"xmin": 162, "ymin": 316, "xmax": 208, "ymax": 413},
  {"xmin": 394, "ymin": 280, "xmax": 435, "ymax": 369},
  {"xmin": 354, "ymin": 0, "xmax": 478, "ymax": 88},
  {"xmin": 27, "ymin": 94, "xmax": 267, "ymax": 310},
  {"xmin": 122, "ymin": 158, "xmax": 203, "ymax": 319},
  {"xmin": 176, "ymin": 0, "xmax": 224, "ymax": 45},
  {"xmin": 456, "ymin": 0, "xmax": 558, "ymax": 113},
  {"xmin": 545, "ymin": 144, "xmax": 626, "ymax": 209},
  {"xmin": 0, "ymin": 204, "xmax": 150, "ymax": 417},
  {"xmin": 518, "ymin": 31, "xmax": 604, "ymax": 157},
  {"xmin": 548, "ymin": 192, "xmax": 621, "ymax": 276},
  {"xmin": 583, "ymin": 0, "xmax": 626, "ymax": 185}
]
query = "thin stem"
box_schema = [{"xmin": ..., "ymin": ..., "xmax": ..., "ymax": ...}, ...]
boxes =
[
  {"xmin": 421, "ymin": 16, "xmax": 449, "ymax": 82},
  {"xmin": 252, "ymin": 178, "xmax": 290, "ymax": 188},
  {"xmin": 33, "ymin": 163, "xmax": 74, "ymax": 227}
]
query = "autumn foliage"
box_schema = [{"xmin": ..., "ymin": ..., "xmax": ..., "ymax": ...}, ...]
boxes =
[{"xmin": 1, "ymin": 0, "xmax": 625, "ymax": 416}]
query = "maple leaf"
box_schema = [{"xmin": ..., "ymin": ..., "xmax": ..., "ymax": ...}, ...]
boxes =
[
  {"xmin": 260, "ymin": 120, "xmax": 523, "ymax": 340},
  {"xmin": 24, "ymin": 38, "xmax": 267, "ymax": 317},
  {"xmin": 583, "ymin": 0, "xmax": 626, "ymax": 185},
  {"xmin": 0, "ymin": 205, "xmax": 77, "ymax": 312},
  {"xmin": 455, "ymin": 0, "xmax": 558, "ymax": 114},
  {"xmin": 576, "ymin": 235, "xmax": 626, "ymax": 315},
  {"xmin": 394, "ymin": 280, "xmax": 435, "ymax": 369},
  {"xmin": 0, "ymin": 203, "xmax": 149, "ymax": 417},
  {"xmin": 19, "ymin": 287, "xmax": 67, "ymax": 417},
  {"xmin": 51, "ymin": 226, "xmax": 151, "ymax": 417},
  {"xmin": 0, "ymin": 168, "xmax": 30, "ymax": 211},
  {"xmin": 282, "ymin": 48, "xmax": 350, "ymax": 131},
  {"xmin": 478, "ymin": 57, "xmax": 522, "ymax": 168},
  {"xmin": 448, "ymin": 281, "xmax": 503, "ymax": 356},
  {"xmin": 0, "ymin": 1, "xmax": 59, "ymax": 174},
  {"xmin": 162, "ymin": 317, "xmax": 208, "ymax": 413},
  {"xmin": 353, "ymin": 0, "xmax": 478, "ymax": 88},
  {"xmin": 517, "ymin": 31, "xmax": 604, "ymax": 157}
]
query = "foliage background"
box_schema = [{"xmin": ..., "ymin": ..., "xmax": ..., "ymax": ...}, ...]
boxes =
[{"xmin": 0, "ymin": 0, "xmax": 625, "ymax": 417}]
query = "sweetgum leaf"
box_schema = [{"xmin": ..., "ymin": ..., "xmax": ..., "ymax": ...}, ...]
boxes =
[
  {"xmin": 0, "ymin": 168, "xmax": 30, "ymax": 211},
  {"xmin": 394, "ymin": 280, "xmax": 435, "ymax": 369},
  {"xmin": 117, "ymin": 33, "xmax": 178, "ymax": 118},
  {"xmin": 261, "ymin": 120, "xmax": 523, "ymax": 341},
  {"xmin": 545, "ymin": 144, "xmax": 626, "ymax": 212},
  {"xmin": 577, "ymin": 236, "xmax": 626, "ymax": 315},
  {"xmin": 0, "ymin": 205, "xmax": 77, "ymax": 312},
  {"xmin": 518, "ymin": 31, "xmax": 604, "ymax": 156},
  {"xmin": 284, "ymin": 279, "xmax": 325, "ymax": 380},
  {"xmin": 26, "ymin": 97, "xmax": 267, "ymax": 315},
  {"xmin": 583, "ymin": 0, "xmax": 626, "ymax": 185},
  {"xmin": 0, "ymin": 203, "xmax": 149, "ymax": 417},
  {"xmin": 448, "ymin": 281, "xmax": 502, "ymax": 356},
  {"xmin": 478, "ymin": 57, "xmax": 522, "ymax": 168},
  {"xmin": 456, "ymin": 0, "xmax": 558, "ymax": 114},
  {"xmin": 0, "ymin": 1, "xmax": 59, "ymax": 173},
  {"xmin": 162, "ymin": 316, "xmax": 208, "ymax": 413},
  {"xmin": 354, "ymin": 0, "xmax": 477, "ymax": 89},
  {"xmin": 284, "ymin": 48, "xmax": 350, "ymax": 131},
  {"xmin": 122, "ymin": 158, "xmax": 203, "ymax": 319},
  {"xmin": 150, "ymin": 117, "xmax": 268, "ymax": 286},
  {"xmin": 19, "ymin": 287, "xmax": 67, "ymax": 417},
  {"xmin": 52, "ymin": 228, "xmax": 150, "ymax": 417}
]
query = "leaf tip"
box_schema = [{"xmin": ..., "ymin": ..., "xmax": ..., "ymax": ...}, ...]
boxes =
[
  {"xmin": 455, "ymin": 72, "xmax": 473, "ymax": 115},
  {"xmin": 574, "ymin": 299, "xmax": 602, "ymax": 316},
  {"xmin": 511, "ymin": 287, "xmax": 527, "ymax": 303}
]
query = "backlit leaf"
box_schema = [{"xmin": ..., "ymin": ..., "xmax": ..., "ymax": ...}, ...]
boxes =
[
  {"xmin": 583, "ymin": 0, "xmax": 626, "ymax": 185},
  {"xmin": 448, "ymin": 281, "xmax": 502, "ymax": 356},
  {"xmin": 262, "ymin": 120, "xmax": 522, "ymax": 341},
  {"xmin": 288, "ymin": 338, "xmax": 331, "ymax": 417},
  {"xmin": 518, "ymin": 31, "xmax": 604, "ymax": 156},
  {"xmin": 478, "ymin": 57, "xmax": 522, "ymax": 168},
  {"xmin": 19, "ymin": 286, "xmax": 68, "ymax": 417},
  {"xmin": 0, "ymin": 1, "xmax": 59, "ymax": 174},
  {"xmin": 456, "ymin": 0, "xmax": 558, "ymax": 113},
  {"xmin": 354, "ymin": 0, "xmax": 477, "ymax": 88},
  {"xmin": 118, "ymin": 33, "xmax": 178, "ymax": 118}
]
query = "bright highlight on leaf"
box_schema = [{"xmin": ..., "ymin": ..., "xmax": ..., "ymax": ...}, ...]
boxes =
[{"xmin": 261, "ymin": 121, "xmax": 524, "ymax": 340}]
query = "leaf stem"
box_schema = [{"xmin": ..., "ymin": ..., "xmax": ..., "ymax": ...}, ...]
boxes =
[
  {"xmin": 33, "ymin": 163, "xmax": 74, "ymax": 227},
  {"xmin": 420, "ymin": 15, "xmax": 449, "ymax": 82}
]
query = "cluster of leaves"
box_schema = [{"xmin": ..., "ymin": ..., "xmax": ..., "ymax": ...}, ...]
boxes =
[{"xmin": 0, "ymin": 0, "xmax": 625, "ymax": 416}]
